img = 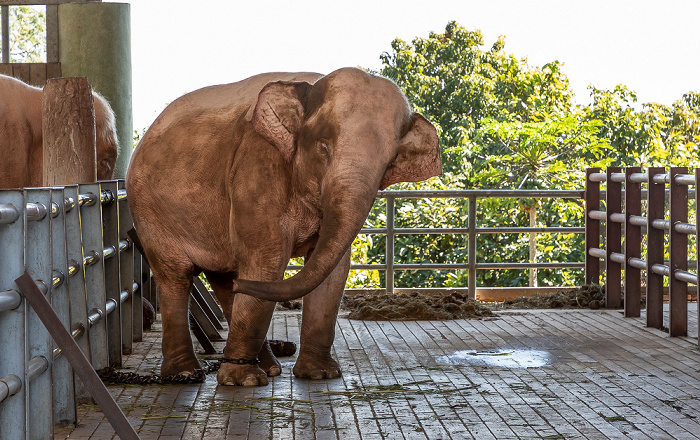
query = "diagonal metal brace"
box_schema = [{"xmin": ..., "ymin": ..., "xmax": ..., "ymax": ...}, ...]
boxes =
[{"xmin": 14, "ymin": 271, "xmax": 140, "ymax": 440}]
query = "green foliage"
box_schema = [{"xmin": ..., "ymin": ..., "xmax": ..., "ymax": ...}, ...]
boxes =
[
  {"xmin": 1, "ymin": 6, "xmax": 46, "ymax": 62},
  {"xmin": 348, "ymin": 21, "xmax": 700, "ymax": 290}
]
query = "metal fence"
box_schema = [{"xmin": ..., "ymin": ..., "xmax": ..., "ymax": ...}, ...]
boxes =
[
  {"xmin": 0, "ymin": 181, "xmax": 153, "ymax": 439},
  {"xmin": 585, "ymin": 167, "xmax": 699, "ymax": 341},
  {"xmin": 290, "ymin": 189, "xmax": 587, "ymax": 298}
]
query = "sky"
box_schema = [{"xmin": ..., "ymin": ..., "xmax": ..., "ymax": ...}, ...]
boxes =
[{"xmin": 113, "ymin": 0, "xmax": 700, "ymax": 131}]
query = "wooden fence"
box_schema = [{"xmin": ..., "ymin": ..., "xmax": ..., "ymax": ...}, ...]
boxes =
[{"xmin": 585, "ymin": 167, "xmax": 699, "ymax": 341}]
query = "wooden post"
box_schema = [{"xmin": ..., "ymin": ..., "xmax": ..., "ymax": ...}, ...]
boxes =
[
  {"xmin": 42, "ymin": 77, "xmax": 97, "ymax": 186},
  {"xmin": 646, "ymin": 167, "xmax": 665, "ymax": 329},
  {"xmin": 624, "ymin": 167, "xmax": 642, "ymax": 317},
  {"xmin": 585, "ymin": 168, "xmax": 601, "ymax": 285},
  {"xmin": 606, "ymin": 167, "xmax": 623, "ymax": 308}
]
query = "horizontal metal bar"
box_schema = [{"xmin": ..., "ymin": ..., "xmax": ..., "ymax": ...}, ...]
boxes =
[
  {"xmin": 120, "ymin": 290, "xmax": 130, "ymax": 303},
  {"xmin": 79, "ymin": 193, "xmax": 97, "ymax": 207},
  {"xmin": 476, "ymin": 262, "xmax": 584, "ymax": 269},
  {"xmin": 83, "ymin": 250, "xmax": 100, "ymax": 267},
  {"xmin": 117, "ymin": 189, "xmax": 127, "ymax": 201},
  {"xmin": 68, "ymin": 260, "xmax": 80, "ymax": 277},
  {"xmin": 105, "ymin": 298, "xmax": 118, "ymax": 315},
  {"xmin": 609, "ymin": 252, "xmax": 626, "ymax": 265},
  {"xmin": 118, "ymin": 239, "xmax": 131, "ymax": 252},
  {"xmin": 652, "ymin": 219, "xmax": 670, "ymax": 231},
  {"xmin": 588, "ymin": 173, "xmax": 607, "ymax": 182},
  {"xmin": 71, "ymin": 323, "xmax": 85, "ymax": 340},
  {"xmin": 0, "ymin": 203, "xmax": 19, "ymax": 224},
  {"xmin": 653, "ymin": 173, "xmax": 670, "ymax": 184},
  {"xmin": 629, "ymin": 215, "xmax": 647, "ymax": 227},
  {"xmin": 360, "ymin": 226, "xmax": 584, "ymax": 235},
  {"xmin": 675, "ymin": 174, "xmax": 696, "ymax": 186},
  {"xmin": 51, "ymin": 270, "xmax": 65, "ymax": 290},
  {"xmin": 26, "ymin": 202, "xmax": 47, "ymax": 221},
  {"xmin": 27, "ymin": 356, "xmax": 48, "ymax": 382},
  {"xmin": 609, "ymin": 213, "xmax": 625, "ymax": 223},
  {"xmin": 376, "ymin": 189, "xmax": 585, "ymax": 199},
  {"xmin": 0, "ymin": 290, "xmax": 21, "ymax": 311},
  {"xmin": 609, "ymin": 172, "xmax": 625, "ymax": 183},
  {"xmin": 651, "ymin": 264, "xmax": 670, "ymax": 277},
  {"xmin": 0, "ymin": 374, "xmax": 21, "ymax": 404},
  {"xmin": 87, "ymin": 308, "xmax": 104, "ymax": 327},
  {"xmin": 64, "ymin": 196, "xmax": 76, "ymax": 213},
  {"xmin": 588, "ymin": 210, "xmax": 607, "ymax": 221},
  {"xmin": 50, "ymin": 201, "xmax": 60, "ymax": 218},
  {"xmin": 629, "ymin": 172, "xmax": 647, "ymax": 183},
  {"xmin": 588, "ymin": 248, "xmax": 607, "ymax": 259},
  {"xmin": 628, "ymin": 257, "xmax": 647, "ymax": 270},
  {"xmin": 103, "ymin": 245, "xmax": 117, "ymax": 260},
  {"xmin": 674, "ymin": 270, "xmax": 698, "ymax": 285},
  {"xmin": 674, "ymin": 222, "xmax": 697, "ymax": 235},
  {"xmin": 100, "ymin": 190, "xmax": 115, "ymax": 205}
]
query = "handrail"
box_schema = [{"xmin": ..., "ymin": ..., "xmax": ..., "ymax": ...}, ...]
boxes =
[{"xmin": 289, "ymin": 189, "xmax": 586, "ymax": 298}]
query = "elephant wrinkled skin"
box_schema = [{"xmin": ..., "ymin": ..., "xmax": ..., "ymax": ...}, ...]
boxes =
[
  {"xmin": 0, "ymin": 74, "xmax": 119, "ymax": 187},
  {"xmin": 126, "ymin": 67, "xmax": 441, "ymax": 386}
]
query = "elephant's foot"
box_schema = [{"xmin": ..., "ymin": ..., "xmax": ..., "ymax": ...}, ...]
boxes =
[
  {"xmin": 161, "ymin": 355, "xmax": 201, "ymax": 377},
  {"xmin": 258, "ymin": 341, "xmax": 282, "ymax": 377},
  {"xmin": 293, "ymin": 352, "xmax": 342, "ymax": 379},
  {"xmin": 217, "ymin": 362, "xmax": 269, "ymax": 386}
]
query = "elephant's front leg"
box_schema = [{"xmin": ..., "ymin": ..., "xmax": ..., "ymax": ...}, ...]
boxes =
[
  {"xmin": 293, "ymin": 249, "xmax": 350, "ymax": 379},
  {"xmin": 217, "ymin": 260, "xmax": 285, "ymax": 386}
]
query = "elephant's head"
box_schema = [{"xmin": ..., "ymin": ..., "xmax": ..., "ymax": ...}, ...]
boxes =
[
  {"xmin": 233, "ymin": 67, "xmax": 441, "ymax": 301},
  {"xmin": 92, "ymin": 92, "xmax": 119, "ymax": 180}
]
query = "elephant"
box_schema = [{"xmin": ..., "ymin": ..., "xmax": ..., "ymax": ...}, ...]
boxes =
[
  {"xmin": 126, "ymin": 67, "xmax": 441, "ymax": 386},
  {"xmin": 0, "ymin": 74, "xmax": 118, "ymax": 188}
]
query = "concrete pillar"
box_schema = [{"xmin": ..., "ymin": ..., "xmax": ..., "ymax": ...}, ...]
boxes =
[{"xmin": 58, "ymin": 2, "xmax": 132, "ymax": 179}]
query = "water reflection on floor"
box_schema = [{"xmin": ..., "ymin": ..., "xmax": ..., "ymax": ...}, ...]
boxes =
[{"xmin": 437, "ymin": 349, "xmax": 550, "ymax": 368}]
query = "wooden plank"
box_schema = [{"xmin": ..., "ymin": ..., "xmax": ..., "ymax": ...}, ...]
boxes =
[
  {"xmin": 46, "ymin": 61, "xmax": 61, "ymax": 79},
  {"xmin": 625, "ymin": 167, "xmax": 642, "ymax": 317},
  {"xmin": 42, "ymin": 77, "xmax": 97, "ymax": 186},
  {"xmin": 585, "ymin": 168, "xmax": 601, "ymax": 285},
  {"xmin": 0, "ymin": 63, "xmax": 11, "ymax": 76},
  {"xmin": 646, "ymin": 167, "xmax": 666, "ymax": 328},
  {"xmin": 14, "ymin": 63, "xmax": 30, "ymax": 83},
  {"xmin": 28, "ymin": 63, "xmax": 46, "ymax": 86},
  {"xmin": 669, "ymin": 167, "xmax": 689, "ymax": 337},
  {"xmin": 606, "ymin": 167, "xmax": 623, "ymax": 308}
]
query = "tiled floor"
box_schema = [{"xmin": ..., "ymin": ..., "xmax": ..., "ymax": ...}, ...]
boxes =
[{"xmin": 55, "ymin": 304, "xmax": 699, "ymax": 439}]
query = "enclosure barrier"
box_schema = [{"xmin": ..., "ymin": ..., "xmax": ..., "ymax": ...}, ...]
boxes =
[
  {"xmin": 585, "ymin": 167, "xmax": 699, "ymax": 342},
  {"xmin": 0, "ymin": 181, "xmax": 153, "ymax": 439},
  {"xmin": 290, "ymin": 189, "xmax": 586, "ymax": 298}
]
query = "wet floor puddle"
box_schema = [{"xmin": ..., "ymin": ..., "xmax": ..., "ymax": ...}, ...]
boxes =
[{"xmin": 437, "ymin": 349, "xmax": 549, "ymax": 368}]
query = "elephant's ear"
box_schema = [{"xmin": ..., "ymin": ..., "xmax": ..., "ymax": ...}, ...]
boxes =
[
  {"xmin": 379, "ymin": 113, "xmax": 442, "ymax": 190},
  {"xmin": 245, "ymin": 80, "xmax": 312, "ymax": 163}
]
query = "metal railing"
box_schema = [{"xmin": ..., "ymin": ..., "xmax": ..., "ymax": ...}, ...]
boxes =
[
  {"xmin": 585, "ymin": 167, "xmax": 698, "ymax": 342},
  {"xmin": 290, "ymin": 189, "xmax": 586, "ymax": 297},
  {"xmin": 0, "ymin": 181, "xmax": 153, "ymax": 439}
]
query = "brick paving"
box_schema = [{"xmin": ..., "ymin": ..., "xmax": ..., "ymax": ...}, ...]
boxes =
[{"xmin": 55, "ymin": 304, "xmax": 700, "ymax": 439}]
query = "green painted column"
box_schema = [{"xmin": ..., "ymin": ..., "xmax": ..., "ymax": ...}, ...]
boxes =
[{"xmin": 58, "ymin": 2, "xmax": 132, "ymax": 179}]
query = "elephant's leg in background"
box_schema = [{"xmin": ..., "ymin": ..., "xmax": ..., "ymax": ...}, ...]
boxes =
[
  {"xmin": 204, "ymin": 270, "xmax": 281, "ymax": 378},
  {"xmin": 151, "ymin": 261, "xmax": 201, "ymax": 376},
  {"xmin": 293, "ymin": 249, "xmax": 350, "ymax": 379}
]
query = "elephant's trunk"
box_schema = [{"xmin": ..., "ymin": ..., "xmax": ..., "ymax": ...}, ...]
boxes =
[{"xmin": 232, "ymin": 175, "xmax": 376, "ymax": 302}]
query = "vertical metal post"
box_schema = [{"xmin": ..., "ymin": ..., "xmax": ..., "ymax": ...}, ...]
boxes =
[
  {"xmin": 385, "ymin": 196, "xmax": 395, "ymax": 294},
  {"xmin": 606, "ymin": 167, "xmax": 622, "ymax": 308},
  {"xmin": 79, "ymin": 183, "xmax": 109, "ymax": 370},
  {"xmin": 24, "ymin": 189, "xmax": 54, "ymax": 439},
  {"xmin": 624, "ymin": 167, "xmax": 642, "ymax": 317},
  {"xmin": 669, "ymin": 167, "xmax": 688, "ymax": 337},
  {"xmin": 468, "ymin": 195, "xmax": 477, "ymax": 300},
  {"xmin": 63, "ymin": 185, "xmax": 91, "ymax": 403},
  {"xmin": 646, "ymin": 167, "xmax": 665, "ymax": 329},
  {"xmin": 118, "ymin": 181, "xmax": 134, "ymax": 354},
  {"xmin": 0, "ymin": 190, "xmax": 26, "ymax": 440},
  {"xmin": 101, "ymin": 181, "xmax": 123, "ymax": 367},
  {"xmin": 1, "ymin": 5, "xmax": 9, "ymax": 64},
  {"xmin": 50, "ymin": 187, "xmax": 77, "ymax": 426},
  {"xmin": 528, "ymin": 206, "xmax": 537, "ymax": 287},
  {"xmin": 585, "ymin": 168, "xmax": 601, "ymax": 285}
]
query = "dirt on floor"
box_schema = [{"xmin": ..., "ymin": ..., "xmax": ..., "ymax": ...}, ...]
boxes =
[
  {"xmin": 340, "ymin": 290, "xmax": 496, "ymax": 321},
  {"xmin": 336, "ymin": 285, "xmax": 605, "ymax": 321}
]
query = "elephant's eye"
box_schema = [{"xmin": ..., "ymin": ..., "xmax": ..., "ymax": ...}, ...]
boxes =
[{"xmin": 318, "ymin": 140, "xmax": 330, "ymax": 157}]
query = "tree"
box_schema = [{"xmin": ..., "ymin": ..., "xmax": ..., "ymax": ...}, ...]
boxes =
[{"xmin": 1, "ymin": 6, "xmax": 46, "ymax": 62}]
